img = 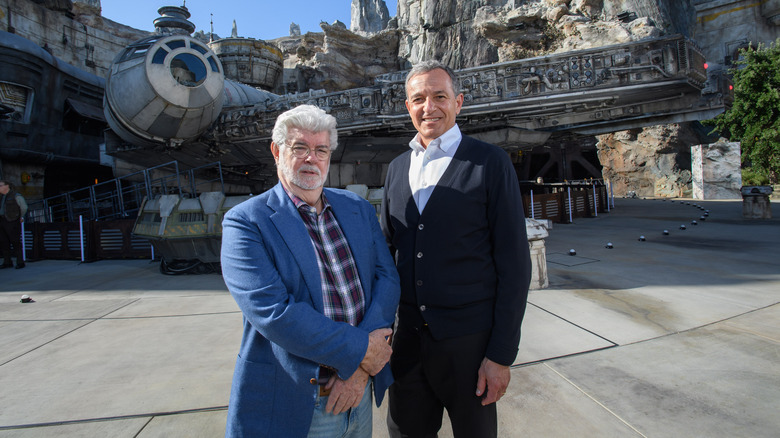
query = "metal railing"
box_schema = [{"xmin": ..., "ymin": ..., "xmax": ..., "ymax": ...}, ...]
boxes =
[
  {"xmin": 26, "ymin": 161, "xmax": 225, "ymax": 223},
  {"xmin": 20, "ymin": 161, "xmax": 226, "ymax": 262},
  {"xmin": 522, "ymin": 180, "xmax": 614, "ymax": 223}
]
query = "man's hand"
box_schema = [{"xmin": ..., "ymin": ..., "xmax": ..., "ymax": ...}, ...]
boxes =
[
  {"xmin": 325, "ymin": 367, "xmax": 370, "ymax": 414},
  {"xmin": 359, "ymin": 328, "xmax": 392, "ymax": 376},
  {"xmin": 475, "ymin": 357, "xmax": 510, "ymax": 406}
]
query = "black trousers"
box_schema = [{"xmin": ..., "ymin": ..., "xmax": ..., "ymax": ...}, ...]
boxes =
[
  {"xmin": 387, "ymin": 324, "xmax": 497, "ymax": 438},
  {"xmin": 0, "ymin": 218, "xmax": 23, "ymax": 266}
]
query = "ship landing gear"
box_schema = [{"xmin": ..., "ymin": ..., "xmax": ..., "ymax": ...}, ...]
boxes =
[{"xmin": 159, "ymin": 258, "xmax": 221, "ymax": 275}]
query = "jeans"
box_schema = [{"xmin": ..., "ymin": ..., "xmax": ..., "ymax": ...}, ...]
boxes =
[{"xmin": 307, "ymin": 380, "xmax": 373, "ymax": 438}]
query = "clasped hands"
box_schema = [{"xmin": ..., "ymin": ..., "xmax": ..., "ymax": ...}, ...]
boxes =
[{"xmin": 324, "ymin": 328, "xmax": 392, "ymax": 415}]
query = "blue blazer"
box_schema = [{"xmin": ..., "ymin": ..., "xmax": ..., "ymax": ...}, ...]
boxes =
[{"xmin": 221, "ymin": 183, "xmax": 400, "ymax": 437}]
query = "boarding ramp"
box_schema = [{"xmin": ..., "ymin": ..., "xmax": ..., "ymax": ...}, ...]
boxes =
[{"xmin": 21, "ymin": 161, "xmax": 235, "ymax": 269}]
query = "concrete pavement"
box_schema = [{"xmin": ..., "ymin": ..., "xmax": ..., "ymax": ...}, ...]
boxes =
[{"xmin": 0, "ymin": 198, "xmax": 778, "ymax": 437}]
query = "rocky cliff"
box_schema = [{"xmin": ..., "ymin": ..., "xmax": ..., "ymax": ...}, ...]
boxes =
[
  {"xmin": 288, "ymin": 1, "xmax": 688, "ymax": 90},
  {"xmin": 394, "ymin": 0, "xmax": 697, "ymax": 68},
  {"xmin": 346, "ymin": 0, "xmax": 708, "ymax": 197},
  {"xmin": 268, "ymin": 1, "xmax": 723, "ymax": 197},
  {"xmin": 597, "ymin": 124, "xmax": 698, "ymax": 198},
  {"xmin": 8, "ymin": 0, "xmax": 721, "ymax": 197},
  {"xmin": 351, "ymin": 0, "xmax": 390, "ymax": 34},
  {"xmin": 272, "ymin": 22, "xmax": 401, "ymax": 92}
]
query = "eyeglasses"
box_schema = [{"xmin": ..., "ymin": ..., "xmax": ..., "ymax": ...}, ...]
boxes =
[{"xmin": 288, "ymin": 144, "xmax": 331, "ymax": 160}]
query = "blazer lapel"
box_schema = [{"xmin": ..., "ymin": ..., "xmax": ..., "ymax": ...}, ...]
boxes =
[{"xmin": 267, "ymin": 184, "xmax": 324, "ymax": 313}]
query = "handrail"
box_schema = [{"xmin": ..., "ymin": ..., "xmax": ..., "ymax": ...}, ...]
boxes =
[{"xmin": 25, "ymin": 161, "xmax": 224, "ymax": 223}]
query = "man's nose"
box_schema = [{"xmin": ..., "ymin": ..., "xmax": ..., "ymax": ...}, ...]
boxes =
[
  {"xmin": 423, "ymin": 97, "xmax": 436, "ymax": 112},
  {"xmin": 304, "ymin": 152, "xmax": 324, "ymax": 163}
]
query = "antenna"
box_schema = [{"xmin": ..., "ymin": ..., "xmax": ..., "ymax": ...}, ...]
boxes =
[{"xmin": 210, "ymin": 13, "xmax": 214, "ymax": 42}]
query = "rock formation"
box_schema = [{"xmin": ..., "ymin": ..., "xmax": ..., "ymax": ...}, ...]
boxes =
[
  {"xmin": 6, "ymin": 0, "xmax": 734, "ymax": 197},
  {"xmin": 691, "ymin": 139, "xmax": 742, "ymax": 199},
  {"xmin": 351, "ymin": 0, "xmax": 390, "ymax": 34},
  {"xmin": 269, "ymin": 0, "xmax": 734, "ymax": 197},
  {"xmin": 388, "ymin": 0, "xmax": 696, "ymax": 68},
  {"xmin": 2, "ymin": 0, "xmax": 149, "ymax": 78},
  {"xmin": 292, "ymin": 1, "xmax": 687, "ymax": 87},
  {"xmin": 290, "ymin": 22, "xmax": 301, "ymax": 37},
  {"xmin": 595, "ymin": 123, "xmax": 719, "ymax": 198},
  {"xmin": 273, "ymin": 23, "xmax": 401, "ymax": 93}
]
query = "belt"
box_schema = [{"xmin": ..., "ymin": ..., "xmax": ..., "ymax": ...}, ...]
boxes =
[{"xmin": 310, "ymin": 365, "xmax": 334, "ymax": 397}]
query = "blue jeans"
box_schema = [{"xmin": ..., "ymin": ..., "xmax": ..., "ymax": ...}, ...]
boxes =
[{"xmin": 307, "ymin": 380, "xmax": 373, "ymax": 438}]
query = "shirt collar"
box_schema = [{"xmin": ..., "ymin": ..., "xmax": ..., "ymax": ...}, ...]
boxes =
[
  {"xmin": 408, "ymin": 124, "xmax": 462, "ymax": 154},
  {"xmin": 282, "ymin": 184, "xmax": 330, "ymax": 214}
]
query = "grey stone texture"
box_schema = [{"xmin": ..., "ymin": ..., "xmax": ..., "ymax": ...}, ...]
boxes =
[
  {"xmin": 692, "ymin": 139, "xmax": 742, "ymax": 200},
  {"xmin": 0, "ymin": 1, "xmax": 149, "ymax": 78},
  {"xmin": 351, "ymin": 0, "xmax": 391, "ymax": 34}
]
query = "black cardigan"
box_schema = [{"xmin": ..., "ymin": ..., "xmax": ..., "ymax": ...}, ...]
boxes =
[{"xmin": 381, "ymin": 135, "xmax": 531, "ymax": 366}]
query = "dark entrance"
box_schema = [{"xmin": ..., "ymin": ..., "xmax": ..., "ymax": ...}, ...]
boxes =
[{"xmin": 517, "ymin": 135, "xmax": 603, "ymax": 183}]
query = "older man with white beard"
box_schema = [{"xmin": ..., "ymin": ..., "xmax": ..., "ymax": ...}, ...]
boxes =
[{"xmin": 221, "ymin": 104, "xmax": 401, "ymax": 438}]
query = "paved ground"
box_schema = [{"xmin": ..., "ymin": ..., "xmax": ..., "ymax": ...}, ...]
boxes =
[{"xmin": 0, "ymin": 198, "xmax": 777, "ymax": 437}]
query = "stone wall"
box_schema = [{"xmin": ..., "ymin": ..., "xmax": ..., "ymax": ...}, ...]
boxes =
[
  {"xmin": 389, "ymin": 0, "xmax": 695, "ymax": 68},
  {"xmin": 273, "ymin": 23, "xmax": 401, "ymax": 92},
  {"xmin": 596, "ymin": 124, "xmax": 705, "ymax": 198},
  {"xmin": 396, "ymin": 0, "xmax": 507, "ymax": 68},
  {"xmin": 351, "ymin": 0, "xmax": 390, "ymax": 34},
  {"xmin": 691, "ymin": 139, "xmax": 742, "ymax": 199},
  {"xmin": 599, "ymin": 0, "xmax": 698, "ymax": 35},
  {"xmin": 0, "ymin": 0, "xmax": 149, "ymax": 78}
]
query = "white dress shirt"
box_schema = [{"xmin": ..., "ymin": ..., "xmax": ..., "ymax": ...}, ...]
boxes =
[{"xmin": 408, "ymin": 124, "xmax": 462, "ymax": 213}]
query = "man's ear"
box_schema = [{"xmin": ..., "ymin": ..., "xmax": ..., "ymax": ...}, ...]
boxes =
[{"xmin": 270, "ymin": 142, "xmax": 280, "ymax": 161}]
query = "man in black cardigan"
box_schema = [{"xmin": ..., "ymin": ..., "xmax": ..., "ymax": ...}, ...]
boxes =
[{"xmin": 381, "ymin": 60, "xmax": 532, "ymax": 437}]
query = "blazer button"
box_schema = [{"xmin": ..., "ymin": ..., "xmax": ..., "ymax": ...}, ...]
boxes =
[
  {"xmin": 310, "ymin": 378, "xmax": 317, "ymax": 385},
  {"xmin": 418, "ymin": 224, "xmax": 424, "ymax": 230},
  {"xmin": 417, "ymin": 252, "xmax": 423, "ymax": 258},
  {"xmin": 419, "ymin": 305, "xmax": 427, "ymax": 312},
  {"xmin": 416, "ymin": 280, "xmax": 423, "ymax": 286}
]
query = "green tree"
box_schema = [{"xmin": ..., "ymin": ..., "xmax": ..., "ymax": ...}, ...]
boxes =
[{"xmin": 710, "ymin": 39, "xmax": 780, "ymax": 184}]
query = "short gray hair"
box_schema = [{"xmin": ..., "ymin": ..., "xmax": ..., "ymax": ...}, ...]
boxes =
[
  {"xmin": 271, "ymin": 104, "xmax": 338, "ymax": 150},
  {"xmin": 405, "ymin": 60, "xmax": 460, "ymax": 96}
]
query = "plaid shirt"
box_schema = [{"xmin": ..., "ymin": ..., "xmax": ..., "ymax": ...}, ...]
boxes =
[{"xmin": 287, "ymin": 189, "xmax": 366, "ymax": 326}]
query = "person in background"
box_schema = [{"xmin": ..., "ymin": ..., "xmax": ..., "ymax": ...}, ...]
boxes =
[
  {"xmin": 0, "ymin": 180, "xmax": 27, "ymax": 269},
  {"xmin": 381, "ymin": 60, "xmax": 532, "ymax": 437},
  {"xmin": 221, "ymin": 104, "xmax": 401, "ymax": 438}
]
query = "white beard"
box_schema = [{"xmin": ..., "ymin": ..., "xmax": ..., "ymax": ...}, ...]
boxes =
[{"xmin": 279, "ymin": 151, "xmax": 328, "ymax": 190}]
